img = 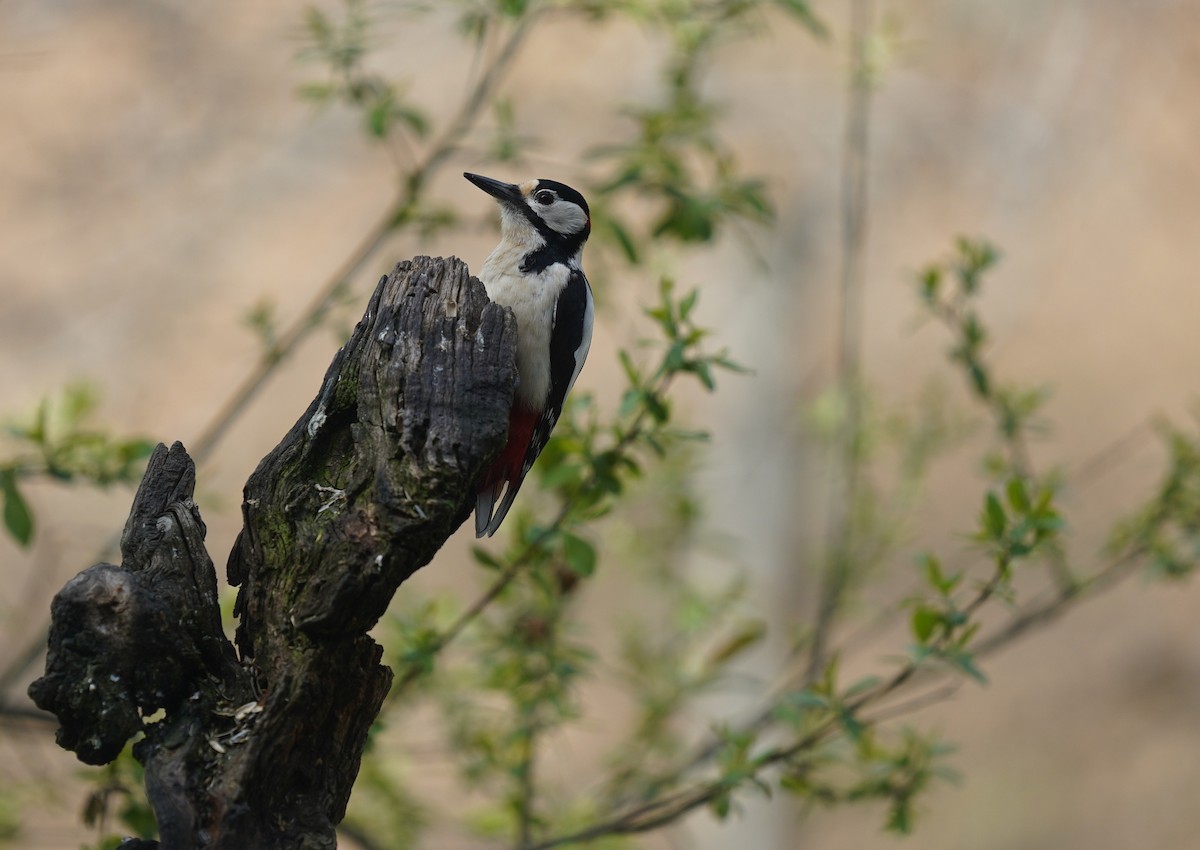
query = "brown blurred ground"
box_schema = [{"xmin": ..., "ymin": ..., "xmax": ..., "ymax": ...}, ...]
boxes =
[{"xmin": 2, "ymin": 0, "xmax": 1200, "ymax": 848}]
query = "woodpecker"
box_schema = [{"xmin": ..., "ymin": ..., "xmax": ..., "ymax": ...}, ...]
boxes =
[{"xmin": 465, "ymin": 171, "xmax": 595, "ymax": 538}]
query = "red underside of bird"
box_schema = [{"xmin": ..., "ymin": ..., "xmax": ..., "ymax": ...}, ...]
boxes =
[{"xmin": 477, "ymin": 403, "xmax": 540, "ymax": 526}]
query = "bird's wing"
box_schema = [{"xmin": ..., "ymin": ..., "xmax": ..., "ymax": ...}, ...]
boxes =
[{"xmin": 483, "ymin": 267, "xmax": 593, "ymax": 537}]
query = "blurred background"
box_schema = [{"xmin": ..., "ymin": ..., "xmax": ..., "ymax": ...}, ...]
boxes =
[{"xmin": 2, "ymin": 0, "xmax": 1200, "ymax": 848}]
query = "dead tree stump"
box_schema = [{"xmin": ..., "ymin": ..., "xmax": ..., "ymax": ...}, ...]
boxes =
[{"xmin": 28, "ymin": 256, "xmax": 516, "ymax": 849}]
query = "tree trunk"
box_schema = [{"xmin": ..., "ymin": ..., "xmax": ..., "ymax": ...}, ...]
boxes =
[{"xmin": 28, "ymin": 256, "xmax": 516, "ymax": 849}]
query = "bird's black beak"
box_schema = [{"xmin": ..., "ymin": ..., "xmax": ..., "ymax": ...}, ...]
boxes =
[{"xmin": 464, "ymin": 172, "xmax": 524, "ymax": 206}]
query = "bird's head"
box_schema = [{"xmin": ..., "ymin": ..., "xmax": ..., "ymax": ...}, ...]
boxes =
[{"xmin": 465, "ymin": 172, "xmax": 591, "ymax": 263}]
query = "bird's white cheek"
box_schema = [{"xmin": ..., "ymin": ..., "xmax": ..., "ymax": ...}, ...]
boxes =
[{"xmin": 538, "ymin": 203, "xmax": 588, "ymax": 236}]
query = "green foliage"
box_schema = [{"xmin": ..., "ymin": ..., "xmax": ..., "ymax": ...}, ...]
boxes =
[
  {"xmin": 1111, "ymin": 423, "xmax": 1200, "ymax": 579},
  {"xmin": 0, "ymin": 468, "xmax": 32, "ymax": 547},
  {"xmin": 779, "ymin": 722, "xmax": 956, "ymax": 834},
  {"xmin": 79, "ymin": 746, "xmax": 155, "ymax": 849},
  {"xmin": 529, "ymin": 278, "xmax": 742, "ymax": 523},
  {"xmin": 13, "ymin": 2, "xmax": 1197, "ymax": 849},
  {"xmin": 291, "ymin": 5, "xmax": 800, "ymax": 840},
  {"xmin": 0, "ymin": 382, "xmax": 153, "ymax": 546},
  {"xmin": 404, "ymin": 280, "xmax": 742, "ymax": 839},
  {"xmin": 299, "ymin": 1, "xmax": 428, "ymax": 143},
  {"xmin": 918, "ymin": 237, "xmax": 1002, "ymax": 402},
  {"xmin": 604, "ymin": 573, "xmax": 762, "ymax": 804},
  {"xmin": 584, "ymin": 0, "xmax": 813, "ymax": 249}
]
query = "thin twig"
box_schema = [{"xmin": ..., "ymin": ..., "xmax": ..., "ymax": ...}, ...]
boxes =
[
  {"xmin": 534, "ymin": 569, "xmax": 1002, "ymax": 848},
  {"xmin": 925, "ymin": 267, "xmax": 1081, "ymax": 594},
  {"xmin": 515, "ymin": 720, "xmax": 538, "ymax": 849},
  {"xmin": 388, "ymin": 529, "xmax": 552, "ymax": 697},
  {"xmin": 603, "ymin": 534, "xmax": 1138, "ymax": 831},
  {"xmin": 0, "ymin": 703, "xmax": 57, "ymax": 727},
  {"xmin": 1070, "ymin": 417, "xmax": 1156, "ymax": 487},
  {"xmin": 974, "ymin": 547, "xmax": 1141, "ymax": 657},
  {"xmin": 806, "ymin": 0, "xmax": 877, "ymax": 683}
]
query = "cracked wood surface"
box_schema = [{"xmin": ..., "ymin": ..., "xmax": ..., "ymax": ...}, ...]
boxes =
[{"xmin": 29, "ymin": 256, "xmax": 516, "ymax": 849}]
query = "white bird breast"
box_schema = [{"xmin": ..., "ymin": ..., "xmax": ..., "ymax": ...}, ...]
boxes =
[{"xmin": 479, "ymin": 248, "xmax": 574, "ymax": 409}]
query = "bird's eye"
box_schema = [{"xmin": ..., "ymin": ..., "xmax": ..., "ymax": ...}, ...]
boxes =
[{"xmin": 535, "ymin": 190, "xmax": 555, "ymax": 205}]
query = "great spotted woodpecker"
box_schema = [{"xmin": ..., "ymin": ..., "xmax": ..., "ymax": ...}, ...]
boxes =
[{"xmin": 465, "ymin": 172, "xmax": 595, "ymax": 538}]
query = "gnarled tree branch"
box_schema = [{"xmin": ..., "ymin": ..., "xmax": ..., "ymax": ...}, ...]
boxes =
[{"xmin": 29, "ymin": 256, "xmax": 515, "ymax": 849}]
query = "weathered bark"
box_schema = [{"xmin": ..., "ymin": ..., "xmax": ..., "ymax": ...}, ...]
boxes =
[{"xmin": 28, "ymin": 256, "xmax": 516, "ymax": 849}]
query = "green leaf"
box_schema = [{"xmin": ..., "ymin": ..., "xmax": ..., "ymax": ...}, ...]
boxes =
[
  {"xmin": 393, "ymin": 103, "xmax": 428, "ymax": 137},
  {"xmin": 982, "ymin": 492, "xmax": 1006, "ymax": 539},
  {"xmin": 911, "ymin": 606, "xmax": 940, "ymax": 643},
  {"xmin": 498, "ymin": 0, "xmax": 529, "ymax": 17},
  {"xmin": 710, "ymin": 790, "xmax": 732, "ymax": 820},
  {"xmin": 962, "ymin": 312, "xmax": 986, "ymax": 347},
  {"xmin": 968, "ymin": 362, "xmax": 990, "ymax": 398},
  {"xmin": 561, "ymin": 532, "xmax": 596, "ymax": 576},
  {"xmin": 728, "ymin": 179, "xmax": 774, "ymax": 221},
  {"xmin": 689, "ymin": 358, "xmax": 715, "ymax": 391},
  {"xmin": 1006, "ymin": 476, "xmax": 1030, "ymax": 514},
  {"xmin": 304, "ymin": 7, "xmax": 333, "ymax": 43},
  {"xmin": 920, "ymin": 553, "xmax": 960, "ymax": 595},
  {"xmin": 678, "ymin": 288, "xmax": 699, "ymax": 320},
  {"xmin": 775, "ymin": 688, "xmax": 830, "ymax": 717},
  {"xmin": 837, "ymin": 706, "xmax": 865, "ymax": 741},
  {"xmin": 919, "ymin": 266, "xmax": 941, "ymax": 304},
  {"xmin": 618, "ymin": 387, "xmax": 642, "ymax": 418},
  {"xmin": 1034, "ymin": 511, "xmax": 1064, "ymax": 534},
  {"xmin": 617, "ymin": 349, "xmax": 640, "ymax": 386},
  {"xmin": 654, "ymin": 196, "xmax": 716, "ymax": 242},
  {"xmin": 603, "ymin": 216, "xmax": 640, "ymax": 264},
  {"xmin": 643, "ymin": 391, "xmax": 670, "ymax": 425},
  {"xmin": 1, "ymin": 469, "xmax": 33, "ymax": 547},
  {"xmin": 663, "ymin": 341, "xmax": 687, "ymax": 373},
  {"xmin": 471, "ymin": 546, "xmax": 503, "ymax": 570},
  {"xmin": 714, "ymin": 353, "xmax": 750, "ymax": 374},
  {"xmin": 367, "ymin": 98, "xmax": 392, "ymax": 138},
  {"xmin": 706, "ymin": 620, "xmax": 766, "ymax": 665},
  {"xmin": 886, "ymin": 801, "xmax": 913, "ymax": 834}
]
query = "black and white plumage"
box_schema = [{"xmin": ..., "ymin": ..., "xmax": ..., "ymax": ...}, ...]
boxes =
[{"xmin": 465, "ymin": 172, "xmax": 595, "ymax": 537}]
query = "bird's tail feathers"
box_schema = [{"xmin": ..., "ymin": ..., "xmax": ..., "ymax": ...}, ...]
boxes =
[
  {"xmin": 482, "ymin": 477, "xmax": 525, "ymax": 537},
  {"xmin": 475, "ymin": 482, "xmax": 503, "ymax": 538}
]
